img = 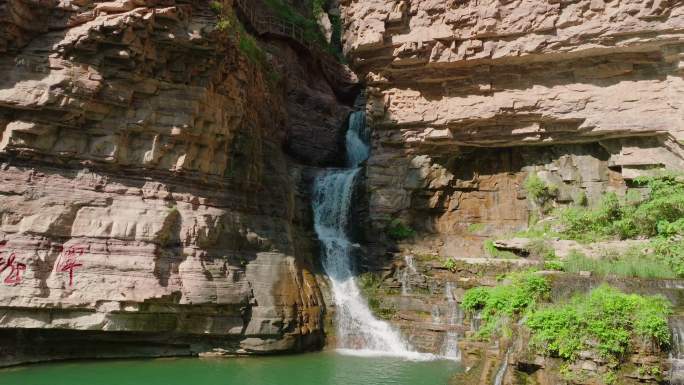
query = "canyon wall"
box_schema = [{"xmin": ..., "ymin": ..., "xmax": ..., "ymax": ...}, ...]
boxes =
[
  {"xmin": 0, "ymin": 0, "xmax": 351, "ymax": 365},
  {"xmin": 341, "ymin": 0, "xmax": 684, "ymax": 256}
]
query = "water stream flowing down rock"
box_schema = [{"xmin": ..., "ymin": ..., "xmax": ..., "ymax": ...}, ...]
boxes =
[
  {"xmin": 441, "ymin": 282, "xmax": 462, "ymax": 361},
  {"xmin": 671, "ymin": 317, "xmax": 684, "ymax": 384},
  {"xmin": 313, "ymin": 112, "xmax": 424, "ymax": 359}
]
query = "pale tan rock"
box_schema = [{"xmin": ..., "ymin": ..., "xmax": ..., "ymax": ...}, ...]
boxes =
[{"xmin": 342, "ymin": 0, "xmax": 684, "ymax": 256}]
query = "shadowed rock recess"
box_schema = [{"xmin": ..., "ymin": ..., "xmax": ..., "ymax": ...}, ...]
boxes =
[
  {"xmin": 0, "ymin": 0, "xmax": 354, "ymax": 365},
  {"xmin": 341, "ymin": 0, "xmax": 684, "ymax": 255}
]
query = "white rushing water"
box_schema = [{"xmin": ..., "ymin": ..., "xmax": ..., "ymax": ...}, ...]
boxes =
[
  {"xmin": 345, "ymin": 111, "xmax": 370, "ymax": 168},
  {"xmin": 670, "ymin": 318, "xmax": 684, "ymax": 384},
  {"xmin": 441, "ymin": 282, "xmax": 462, "ymax": 361},
  {"xmin": 313, "ymin": 110, "xmax": 429, "ymax": 360}
]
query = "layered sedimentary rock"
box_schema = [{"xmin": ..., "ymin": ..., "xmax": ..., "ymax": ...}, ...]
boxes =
[
  {"xmin": 0, "ymin": 0, "xmax": 351, "ymax": 365},
  {"xmin": 340, "ymin": 0, "xmax": 684, "ymax": 256}
]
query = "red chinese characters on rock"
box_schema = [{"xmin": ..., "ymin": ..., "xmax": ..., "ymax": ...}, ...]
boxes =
[
  {"xmin": 0, "ymin": 243, "xmax": 27, "ymax": 286},
  {"xmin": 55, "ymin": 245, "xmax": 84, "ymax": 286}
]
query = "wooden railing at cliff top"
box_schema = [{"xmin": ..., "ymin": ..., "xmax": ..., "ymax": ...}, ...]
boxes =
[
  {"xmin": 234, "ymin": 0, "xmax": 356, "ymax": 88},
  {"xmin": 235, "ymin": 0, "xmax": 313, "ymax": 50}
]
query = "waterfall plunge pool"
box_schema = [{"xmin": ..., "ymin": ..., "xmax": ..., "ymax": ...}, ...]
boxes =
[{"xmin": 0, "ymin": 352, "xmax": 462, "ymax": 385}]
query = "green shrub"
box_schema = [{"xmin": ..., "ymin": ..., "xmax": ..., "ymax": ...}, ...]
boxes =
[
  {"xmin": 210, "ymin": 1, "xmax": 223, "ymax": 13},
  {"xmin": 558, "ymin": 192, "xmax": 623, "ymax": 242},
  {"xmin": 239, "ymin": 34, "xmax": 267, "ymax": 65},
  {"xmin": 603, "ymin": 371, "xmax": 618, "ymax": 385},
  {"xmin": 649, "ymin": 237, "xmax": 684, "ymax": 277},
  {"xmin": 524, "ymin": 173, "xmax": 558, "ymax": 204},
  {"xmin": 526, "ymin": 285, "xmax": 671, "ymax": 361},
  {"xmin": 461, "ymin": 272, "xmax": 550, "ymax": 340},
  {"xmin": 544, "ymin": 260, "xmax": 564, "ymax": 271},
  {"xmin": 442, "ymin": 257, "xmax": 457, "ymax": 272},
  {"xmin": 312, "ymin": 0, "xmax": 326, "ymax": 15},
  {"xmin": 387, "ymin": 219, "xmax": 415, "ymax": 240},
  {"xmin": 558, "ymin": 174, "xmax": 684, "ymax": 241}
]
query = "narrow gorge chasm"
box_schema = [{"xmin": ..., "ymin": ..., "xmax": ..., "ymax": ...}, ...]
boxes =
[{"xmin": 1, "ymin": 0, "xmax": 684, "ymax": 385}]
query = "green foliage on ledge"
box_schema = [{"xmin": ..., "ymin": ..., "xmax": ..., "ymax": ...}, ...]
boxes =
[
  {"xmin": 463, "ymin": 277, "xmax": 672, "ymax": 382},
  {"xmin": 559, "ymin": 174, "xmax": 684, "ymax": 241},
  {"xmin": 524, "ymin": 173, "xmax": 558, "ymax": 206},
  {"xmin": 517, "ymin": 173, "xmax": 684, "ymax": 277},
  {"xmin": 211, "ymin": 1, "xmax": 282, "ymax": 88},
  {"xmin": 461, "ymin": 272, "xmax": 550, "ymax": 341},
  {"xmin": 526, "ymin": 285, "xmax": 672, "ymax": 362},
  {"xmin": 386, "ymin": 219, "xmax": 416, "ymax": 240}
]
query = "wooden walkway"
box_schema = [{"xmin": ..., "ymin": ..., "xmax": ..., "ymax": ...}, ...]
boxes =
[
  {"xmin": 235, "ymin": 0, "xmax": 314, "ymax": 51},
  {"xmin": 234, "ymin": 0, "xmax": 358, "ymax": 90}
]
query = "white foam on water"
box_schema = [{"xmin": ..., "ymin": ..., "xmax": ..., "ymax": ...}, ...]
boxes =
[{"xmin": 335, "ymin": 348, "xmax": 439, "ymax": 362}]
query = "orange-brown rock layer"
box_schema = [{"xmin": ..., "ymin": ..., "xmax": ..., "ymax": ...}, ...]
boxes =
[{"xmin": 0, "ymin": 0, "xmax": 351, "ymax": 365}]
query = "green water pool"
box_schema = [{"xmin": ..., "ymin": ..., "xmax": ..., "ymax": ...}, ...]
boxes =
[{"xmin": 0, "ymin": 352, "xmax": 462, "ymax": 385}]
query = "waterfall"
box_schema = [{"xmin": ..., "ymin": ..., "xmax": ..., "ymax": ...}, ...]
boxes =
[
  {"xmin": 312, "ymin": 109, "xmax": 428, "ymax": 359},
  {"xmin": 400, "ymin": 255, "xmax": 417, "ymax": 295},
  {"xmin": 345, "ymin": 111, "xmax": 369, "ymax": 168},
  {"xmin": 670, "ymin": 317, "xmax": 684, "ymax": 384},
  {"xmin": 441, "ymin": 282, "xmax": 462, "ymax": 361}
]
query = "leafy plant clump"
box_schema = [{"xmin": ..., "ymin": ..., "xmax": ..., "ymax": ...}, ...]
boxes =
[
  {"xmin": 526, "ymin": 285, "xmax": 671, "ymax": 362},
  {"xmin": 387, "ymin": 219, "xmax": 416, "ymax": 240},
  {"xmin": 559, "ymin": 174, "xmax": 684, "ymax": 241},
  {"xmin": 442, "ymin": 257, "xmax": 457, "ymax": 272},
  {"xmin": 543, "ymin": 260, "xmax": 564, "ymax": 271},
  {"xmin": 524, "ymin": 173, "xmax": 558, "ymax": 205},
  {"xmin": 461, "ymin": 272, "xmax": 550, "ymax": 340},
  {"xmin": 553, "ymin": 174, "xmax": 684, "ymax": 275},
  {"xmin": 212, "ymin": 4, "xmax": 284, "ymax": 88},
  {"xmin": 210, "ymin": 1, "xmax": 223, "ymax": 13}
]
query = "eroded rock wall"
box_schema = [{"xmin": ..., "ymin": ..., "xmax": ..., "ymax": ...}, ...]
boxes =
[
  {"xmin": 341, "ymin": 0, "xmax": 684, "ymax": 255},
  {"xmin": 0, "ymin": 0, "xmax": 350, "ymax": 365}
]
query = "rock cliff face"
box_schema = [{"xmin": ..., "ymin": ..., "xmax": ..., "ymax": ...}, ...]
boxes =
[
  {"xmin": 340, "ymin": 0, "xmax": 684, "ymax": 255},
  {"xmin": 0, "ymin": 0, "xmax": 351, "ymax": 365}
]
